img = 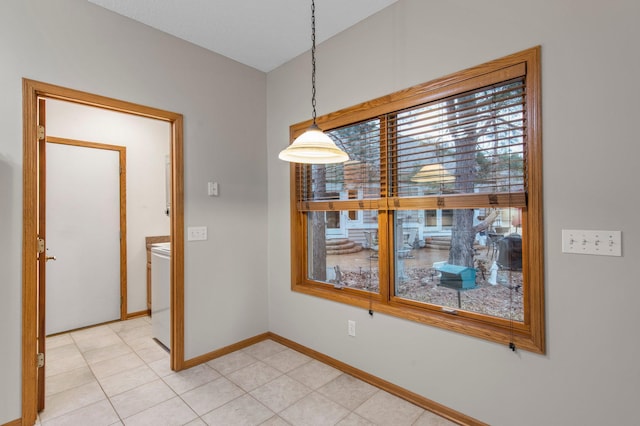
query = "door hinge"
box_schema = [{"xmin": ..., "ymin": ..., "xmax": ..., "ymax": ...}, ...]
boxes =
[
  {"xmin": 37, "ymin": 238, "xmax": 45, "ymax": 254},
  {"xmin": 37, "ymin": 352, "xmax": 45, "ymax": 368},
  {"xmin": 37, "ymin": 125, "xmax": 45, "ymax": 140}
]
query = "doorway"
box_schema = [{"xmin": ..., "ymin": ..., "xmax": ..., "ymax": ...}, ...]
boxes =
[{"xmin": 21, "ymin": 79, "xmax": 186, "ymax": 426}]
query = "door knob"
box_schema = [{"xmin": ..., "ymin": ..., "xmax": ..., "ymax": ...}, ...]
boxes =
[{"xmin": 46, "ymin": 256, "xmax": 57, "ymax": 261}]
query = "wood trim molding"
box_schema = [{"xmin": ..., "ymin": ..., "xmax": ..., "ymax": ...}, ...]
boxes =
[
  {"xmin": 22, "ymin": 79, "xmax": 39, "ymax": 426},
  {"xmin": 21, "ymin": 78, "xmax": 185, "ymax": 425},
  {"xmin": 1, "ymin": 418, "xmax": 22, "ymax": 426},
  {"xmin": 170, "ymin": 114, "xmax": 185, "ymax": 371},
  {"xmin": 267, "ymin": 332, "xmax": 488, "ymax": 426},
  {"xmin": 125, "ymin": 310, "xmax": 151, "ymax": 320},
  {"xmin": 182, "ymin": 333, "xmax": 271, "ymax": 369}
]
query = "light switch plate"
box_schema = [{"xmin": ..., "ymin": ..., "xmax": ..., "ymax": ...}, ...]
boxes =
[
  {"xmin": 561, "ymin": 229, "xmax": 621, "ymax": 256},
  {"xmin": 348, "ymin": 320, "xmax": 356, "ymax": 337},
  {"xmin": 207, "ymin": 181, "xmax": 219, "ymax": 197},
  {"xmin": 187, "ymin": 226, "xmax": 207, "ymax": 241}
]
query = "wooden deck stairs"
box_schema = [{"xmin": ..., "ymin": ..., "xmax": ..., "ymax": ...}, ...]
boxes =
[{"xmin": 326, "ymin": 238, "xmax": 363, "ymax": 255}]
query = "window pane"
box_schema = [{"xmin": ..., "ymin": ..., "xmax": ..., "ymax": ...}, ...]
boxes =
[
  {"xmin": 307, "ymin": 210, "xmax": 379, "ymax": 293},
  {"xmin": 441, "ymin": 210, "xmax": 453, "ymax": 228},
  {"xmin": 326, "ymin": 211, "xmax": 340, "ymax": 229},
  {"xmin": 394, "ymin": 208, "xmax": 523, "ymax": 321},
  {"xmin": 393, "ymin": 79, "xmax": 525, "ymax": 198},
  {"xmin": 298, "ymin": 120, "xmax": 381, "ymax": 203},
  {"xmin": 328, "ymin": 120, "xmax": 381, "ymax": 199}
]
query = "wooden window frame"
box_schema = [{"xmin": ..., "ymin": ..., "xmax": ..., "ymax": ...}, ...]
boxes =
[{"xmin": 287, "ymin": 47, "xmax": 544, "ymax": 353}]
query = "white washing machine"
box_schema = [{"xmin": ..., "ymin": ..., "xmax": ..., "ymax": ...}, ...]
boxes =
[{"xmin": 151, "ymin": 242, "xmax": 171, "ymax": 350}]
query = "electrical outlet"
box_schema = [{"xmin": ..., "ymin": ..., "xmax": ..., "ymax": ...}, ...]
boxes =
[
  {"xmin": 348, "ymin": 320, "xmax": 356, "ymax": 337},
  {"xmin": 187, "ymin": 226, "xmax": 208, "ymax": 241},
  {"xmin": 561, "ymin": 229, "xmax": 621, "ymax": 256}
]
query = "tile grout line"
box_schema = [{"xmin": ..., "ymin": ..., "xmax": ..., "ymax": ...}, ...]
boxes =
[
  {"xmin": 41, "ymin": 320, "xmax": 161, "ymax": 425},
  {"xmin": 47, "ymin": 327, "xmax": 354, "ymax": 425},
  {"xmin": 107, "ymin": 321, "xmax": 173, "ymax": 425},
  {"xmin": 73, "ymin": 330, "xmax": 126, "ymax": 425},
  {"xmin": 41, "ymin": 318, "xmax": 445, "ymax": 426}
]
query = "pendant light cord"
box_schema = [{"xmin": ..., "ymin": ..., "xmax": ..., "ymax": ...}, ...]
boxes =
[{"xmin": 311, "ymin": 0, "xmax": 318, "ymax": 125}]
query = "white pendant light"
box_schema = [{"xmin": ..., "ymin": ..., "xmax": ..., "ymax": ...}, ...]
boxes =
[
  {"xmin": 279, "ymin": 123, "xmax": 349, "ymax": 164},
  {"xmin": 410, "ymin": 164, "xmax": 454, "ymax": 183},
  {"xmin": 279, "ymin": 0, "xmax": 349, "ymax": 164}
]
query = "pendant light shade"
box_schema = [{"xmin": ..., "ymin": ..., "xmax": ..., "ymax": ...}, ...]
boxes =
[
  {"xmin": 279, "ymin": 0, "xmax": 349, "ymax": 164},
  {"xmin": 279, "ymin": 124, "xmax": 349, "ymax": 164},
  {"xmin": 410, "ymin": 164, "xmax": 455, "ymax": 183}
]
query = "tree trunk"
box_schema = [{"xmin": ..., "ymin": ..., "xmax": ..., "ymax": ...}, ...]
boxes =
[
  {"xmin": 448, "ymin": 209, "xmax": 476, "ymax": 267},
  {"xmin": 446, "ymin": 99, "xmax": 478, "ymax": 268},
  {"xmin": 310, "ymin": 166, "xmax": 327, "ymax": 281},
  {"xmin": 310, "ymin": 211, "xmax": 327, "ymax": 281}
]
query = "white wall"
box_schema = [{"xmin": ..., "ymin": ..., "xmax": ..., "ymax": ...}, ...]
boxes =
[
  {"xmin": 0, "ymin": 0, "xmax": 267, "ymax": 423},
  {"xmin": 46, "ymin": 99, "xmax": 170, "ymax": 315},
  {"xmin": 267, "ymin": 0, "xmax": 640, "ymax": 425}
]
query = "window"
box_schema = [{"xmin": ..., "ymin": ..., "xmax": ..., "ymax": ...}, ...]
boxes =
[{"xmin": 287, "ymin": 47, "xmax": 544, "ymax": 353}]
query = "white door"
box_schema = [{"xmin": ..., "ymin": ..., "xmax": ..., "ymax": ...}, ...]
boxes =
[{"xmin": 46, "ymin": 142, "xmax": 121, "ymax": 335}]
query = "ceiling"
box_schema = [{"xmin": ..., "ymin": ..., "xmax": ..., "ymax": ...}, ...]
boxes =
[{"xmin": 87, "ymin": 0, "xmax": 398, "ymax": 72}]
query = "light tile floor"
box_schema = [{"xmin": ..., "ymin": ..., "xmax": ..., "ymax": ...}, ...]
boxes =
[{"xmin": 35, "ymin": 317, "xmax": 456, "ymax": 426}]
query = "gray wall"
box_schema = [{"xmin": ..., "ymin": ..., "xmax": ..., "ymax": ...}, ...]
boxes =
[
  {"xmin": 267, "ymin": 0, "xmax": 640, "ymax": 425},
  {"xmin": 3, "ymin": 0, "xmax": 639, "ymax": 424},
  {"xmin": 0, "ymin": 0, "xmax": 267, "ymax": 423}
]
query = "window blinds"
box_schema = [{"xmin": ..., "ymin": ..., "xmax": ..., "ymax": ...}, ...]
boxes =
[
  {"xmin": 295, "ymin": 77, "xmax": 527, "ymax": 211},
  {"xmin": 389, "ymin": 77, "xmax": 527, "ymax": 209}
]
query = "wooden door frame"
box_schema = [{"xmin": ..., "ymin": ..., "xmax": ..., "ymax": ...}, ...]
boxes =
[
  {"xmin": 36, "ymin": 99, "xmax": 46, "ymax": 411},
  {"xmin": 22, "ymin": 78, "xmax": 186, "ymax": 425},
  {"xmin": 46, "ymin": 136, "xmax": 129, "ymax": 321}
]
